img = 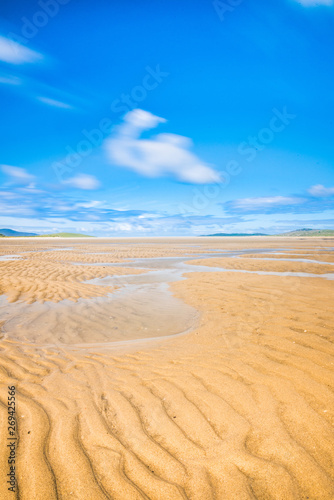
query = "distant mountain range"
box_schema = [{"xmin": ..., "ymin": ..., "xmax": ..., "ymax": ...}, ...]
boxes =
[
  {"xmin": 0, "ymin": 229, "xmax": 93, "ymax": 238},
  {"xmin": 204, "ymin": 232, "xmax": 267, "ymax": 237},
  {"xmin": 0, "ymin": 227, "xmax": 333, "ymax": 238},
  {"xmin": 204, "ymin": 228, "xmax": 334, "ymax": 237},
  {"xmin": 0, "ymin": 228, "xmax": 37, "ymax": 237}
]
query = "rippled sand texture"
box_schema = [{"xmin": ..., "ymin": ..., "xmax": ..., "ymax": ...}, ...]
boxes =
[
  {"xmin": 0, "ymin": 253, "xmax": 145, "ymax": 304},
  {"xmin": 0, "ymin": 237, "xmax": 333, "ymax": 499}
]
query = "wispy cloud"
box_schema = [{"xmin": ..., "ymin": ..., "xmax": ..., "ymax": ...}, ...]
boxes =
[
  {"xmin": 37, "ymin": 96, "xmax": 73, "ymax": 109},
  {"xmin": 231, "ymin": 196, "xmax": 305, "ymax": 210},
  {"xmin": 0, "ymin": 35, "xmax": 43, "ymax": 65},
  {"xmin": 223, "ymin": 190, "xmax": 334, "ymax": 215},
  {"xmin": 308, "ymin": 184, "xmax": 334, "ymax": 197},
  {"xmin": 63, "ymin": 174, "xmax": 100, "ymax": 190},
  {"xmin": 1, "ymin": 165, "xmax": 35, "ymax": 185},
  {"xmin": 294, "ymin": 0, "xmax": 333, "ymax": 6},
  {"xmin": 0, "ymin": 180, "xmax": 332, "ymax": 235},
  {"xmin": 0, "ymin": 74, "xmax": 22, "ymax": 86},
  {"xmin": 0, "ymin": 175, "xmax": 243, "ymax": 235},
  {"xmin": 106, "ymin": 109, "xmax": 221, "ymax": 184}
]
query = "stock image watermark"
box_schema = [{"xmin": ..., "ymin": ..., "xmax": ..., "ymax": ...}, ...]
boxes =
[
  {"xmin": 237, "ymin": 107, "xmax": 296, "ymax": 162},
  {"xmin": 213, "ymin": 0, "xmax": 245, "ymax": 21},
  {"xmin": 8, "ymin": 0, "xmax": 71, "ymax": 49},
  {"xmin": 7, "ymin": 386, "xmax": 17, "ymax": 493},
  {"xmin": 52, "ymin": 65, "xmax": 169, "ymax": 182},
  {"xmin": 179, "ymin": 106, "xmax": 296, "ymax": 214}
]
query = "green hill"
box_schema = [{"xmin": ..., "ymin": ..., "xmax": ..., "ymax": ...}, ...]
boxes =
[
  {"xmin": 277, "ymin": 229, "xmax": 334, "ymax": 237},
  {"xmin": 37, "ymin": 232, "xmax": 94, "ymax": 238}
]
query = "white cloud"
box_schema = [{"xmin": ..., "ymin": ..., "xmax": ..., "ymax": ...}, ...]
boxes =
[
  {"xmin": 0, "ymin": 191, "xmax": 16, "ymax": 199},
  {"xmin": 37, "ymin": 96, "xmax": 73, "ymax": 109},
  {"xmin": 1, "ymin": 165, "xmax": 35, "ymax": 184},
  {"xmin": 106, "ymin": 109, "xmax": 221, "ymax": 184},
  {"xmin": 18, "ymin": 184, "xmax": 45, "ymax": 194},
  {"xmin": 0, "ymin": 35, "xmax": 43, "ymax": 65},
  {"xmin": 63, "ymin": 174, "xmax": 100, "ymax": 190},
  {"xmin": 76, "ymin": 200, "xmax": 101, "ymax": 208},
  {"xmin": 294, "ymin": 0, "xmax": 333, "ymax": 6},
  {"xmin": 309, "ymin": 184, "xmax": 334, "ymax": 196},
  {"xmin": 0, "ymin": 74, "xmax": 22, "ymax": 86},
  {"xmin": 233, "ymin": 196, "xmax": 305, "ymax": 210}
]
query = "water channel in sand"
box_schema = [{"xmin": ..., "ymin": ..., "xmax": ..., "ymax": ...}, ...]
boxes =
[{"xmin": 1, "ymin": 247, "xmax": 334, "ymax": 346}]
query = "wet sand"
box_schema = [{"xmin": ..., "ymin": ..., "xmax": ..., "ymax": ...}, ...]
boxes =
[
  {"xmin": 188, "ymin": 256, "xmax": 334, "ymax": 274},
  {"xmin": 0, "ymin": 237, "xmax": 333, "ymax": 499}
]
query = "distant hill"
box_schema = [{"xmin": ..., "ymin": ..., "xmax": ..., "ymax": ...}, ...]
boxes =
[
  {"xmin": 37, "ymin": 232, "xmax": 94, "ymax": 238},
  {"xmin": 277, "ymin": 228, "xmax": 334, "ymax": 237},
  {"xmin": 204, "ymin": 228, "xmax": 334, "ymax": 237},
  {"xmin": 0, "ymin": 229, "xmax": 93, "ymax": 238},
  {"xmin": 0, "ymin": 228, "xmax": 37, "ymax": 237},
  {"xmin": 203, "ymin": 232, "xmax": 267, "ymax": 237}
]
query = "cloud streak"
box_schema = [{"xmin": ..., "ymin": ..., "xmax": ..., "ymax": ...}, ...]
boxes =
[
  {"xmin": 231, "ymin": 196, "xmax": 305, "ymax": 210},
  {"xmin": 309, "ymin": 184, "xmax": 334, "ymax": 197},
  {"xmin": 294, "ymin": 0, "xmax": 333, "ymax": 6},
  {"xmin": 37, "ymin": 96, "xmax": 73, "ymax": 109},
  {"xmin": 63, "ymin": 174, "xmax": 100, "ymax": 190},
  {"xmin": 0, "ymin": 181, "xmax": 332, "ymax": 236},
  {"xmin": 0, "ymin": 35, "xmax": 43, "ymax": 65},
  {"xmin": 222, "ymin": 190, "xmax": 334, "ymax": 215},
  {"xmin": 1, "ymin": 165, "xmax": 35, "ymax": 185},
  {"xmin": 0, "ymin": 74, "xmax": 22, "ymax": 86},
  {"xmin": 106, "ymin": 109, "xmax": 221, "ymax": 184}
]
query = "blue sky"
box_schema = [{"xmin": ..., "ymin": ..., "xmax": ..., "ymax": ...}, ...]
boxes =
[{"xmin": 0, "ymin": 0, "xmax": 333, "ymax": 236}]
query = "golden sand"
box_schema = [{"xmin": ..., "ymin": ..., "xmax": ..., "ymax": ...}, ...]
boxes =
[
  {"xmin": 0, "ymin": 237, "xmax": 333, "ymax": 499},
  {"xmin": 244, "ymin": 252, "xmax": 334, "ymax": 263},
  {"xmin": 0, "ymin": 259, "xmax": 145, "ymax": 304},
  {"xmin": 188, "ymin": 256, "xmax": 334, "ymax": 274}
]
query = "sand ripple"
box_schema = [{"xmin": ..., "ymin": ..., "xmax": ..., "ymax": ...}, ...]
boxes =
[
  {"xmin": 0, "ymin": 239, "xmax": 333, "ymax": 499},
  {"xmin": 0, "ymin": 258, "xmax": 144, "ymax": 304}
]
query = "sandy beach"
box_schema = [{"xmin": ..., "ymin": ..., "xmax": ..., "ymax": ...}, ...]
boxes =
[{"xmin": 0, "ymin": 237, "xmax": 333, "ymax": 499}]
